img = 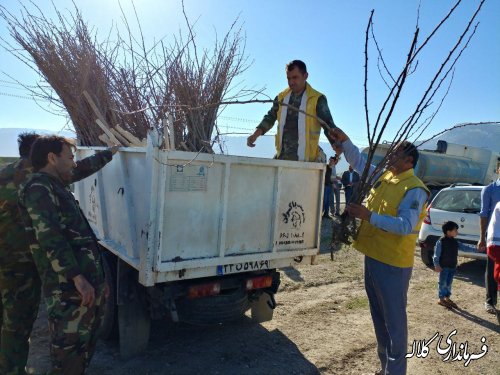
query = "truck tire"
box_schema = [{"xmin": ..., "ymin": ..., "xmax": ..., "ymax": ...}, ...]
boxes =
[
  {"xmin": 100, "ymin": 252, "xmax": 118, "ymax": 340},
  {"xmin": 176, "ymin": 287, "xmax": 250, "ymax": 325}
]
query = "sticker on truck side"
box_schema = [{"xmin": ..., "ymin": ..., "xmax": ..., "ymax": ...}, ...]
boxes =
[
  {"xmin": 217, "ymin": 260, "xmax": 271, "ymax": 275},
  {"xmin": 169, "ymin": 165, "xmax": 208, "ymax": 192}
]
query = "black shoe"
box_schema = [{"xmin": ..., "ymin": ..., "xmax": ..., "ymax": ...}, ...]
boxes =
[
  {"xmin": 322, "ymin": 214, "xmax": 331, "ymax": 219},
  {"xmin": 334, "ymin": 212, "xmax": 341, "ymax": 217}
]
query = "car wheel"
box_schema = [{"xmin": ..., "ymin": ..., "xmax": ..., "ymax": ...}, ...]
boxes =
[{"xmin": 420, "ymin": 246, "xmax": 435, "ymax": 270}]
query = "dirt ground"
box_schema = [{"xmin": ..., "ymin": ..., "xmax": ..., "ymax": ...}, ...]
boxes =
[{"xmin": 26, "ymin": 218, "xmax": 499, "ymax": 375}]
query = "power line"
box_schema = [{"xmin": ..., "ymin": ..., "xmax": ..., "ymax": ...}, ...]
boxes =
[
  {"xmin": 216, "ymin": 123, "xmax": 254, "ymax": 131},
  {"xmin": 218, "ymin": 115, "xmax": 259, "ymax": 124},
  {"xmin": 0, "ymin": 83, "xmax": 30, "ymax": 91},
  {"xmin": 0, "ymin": 79, "xmax": 50, "ymax": 89},
  {"xmin": 0, "ymin": 79, "xmax": 24, "ymax": 85},
  {"xmin": 0, "ymin": 91, "xmax": 34, "ymax": 100},
  {"xmin": 0, "ymin": 89, "xmax": 366, "ymax": 145}
]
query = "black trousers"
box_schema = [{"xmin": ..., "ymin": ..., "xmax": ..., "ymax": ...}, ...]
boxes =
[{"xmin": 485, "ymin": 255, "xmax": 498, "ymax": 306}]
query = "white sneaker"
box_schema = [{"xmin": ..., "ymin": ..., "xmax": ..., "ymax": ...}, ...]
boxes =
[{"xmin": 485, "ymin": 302, "xmax": 497, "ymax": 314}]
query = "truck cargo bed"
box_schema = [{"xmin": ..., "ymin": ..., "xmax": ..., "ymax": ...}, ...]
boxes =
[{"xmin": 74, "ymin": 135, "xmax": 324, "ymax": 286}]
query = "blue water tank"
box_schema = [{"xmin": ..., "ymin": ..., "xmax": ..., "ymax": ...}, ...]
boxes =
[
  {"xmin": 415, "ymin": 153, "xmax": 484, "ymax": 185},
  {"xmin": 361, "ymin": 146, "xmax": 486, "ymax": 186}
]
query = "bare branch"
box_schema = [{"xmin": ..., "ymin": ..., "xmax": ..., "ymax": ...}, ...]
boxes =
[
  {"xmin": 416, "ymin": 121, "xmax": 499, "ymax": 148},
  {"xmin": 364, "ymin": 10, "xmax": 374, "ymax": 146}
]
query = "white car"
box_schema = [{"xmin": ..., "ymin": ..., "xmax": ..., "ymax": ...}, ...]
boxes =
[{"xmin": 418, "ymin": 185, "xmax": 487, "ymax": 268}]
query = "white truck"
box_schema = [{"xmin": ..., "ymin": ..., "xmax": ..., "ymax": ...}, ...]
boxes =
[{"xmin": 73, "ymin": 131, "xmax": 325, "ymax": 356}]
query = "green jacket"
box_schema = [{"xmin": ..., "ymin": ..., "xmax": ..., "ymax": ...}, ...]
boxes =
[
  {"xmin": 17, "ymin": 151, "xmax": 113, "ymax": 294},
  {"xmin": 0, "ymin": 158, "xmax": 33, "ymax": 264}
]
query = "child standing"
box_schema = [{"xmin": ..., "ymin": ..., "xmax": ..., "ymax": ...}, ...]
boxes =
[{"xmin": 433, "ymin": 221, "xmax": 476, "ymax": 308}]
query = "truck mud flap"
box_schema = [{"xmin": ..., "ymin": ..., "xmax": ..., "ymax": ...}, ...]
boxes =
[
  {"xmin": 250, "ymin": 291, "xmax": 275, "ymax": 323},
  {"xmin": 117, "ymin": 259, "xmax": 151, "ymax": 358},
  {"xmin": 118, "ymin": 297, "xmax": 151, "ymax": 358}
]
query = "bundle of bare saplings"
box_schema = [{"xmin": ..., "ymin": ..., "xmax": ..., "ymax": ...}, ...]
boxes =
[
  {"xmin": 328, "ymin": 1, "xmax": 486, "ymax": 256},
  {"xmin": 0, "ymin": 3, "xmax": 248, "ymax": 151}
]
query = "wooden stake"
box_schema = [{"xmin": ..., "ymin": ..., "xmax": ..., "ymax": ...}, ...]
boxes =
[
  {"xmin": 115, "ymin": 125, "xmax": 142, "ymax": 146},
  {"xmin": 83, "ymin": 90, "xmax": 107, "ymax": 126},
  {"xmin": 95, "ymin": 119, "xmax": 121, "ymax": 145},
  {"xmin": 98, "ymin": 133, "xmax": 114, "ymax": 147},
  {"xmin": 109, "ymin": 127, "xmax": 132, "ymax": 146},
  {"xmin": 168, "ymin": 113, "xmax": 176, "ymax": 150},
  {"xmin": 162, "ymin": 117, "xmax": 170, "ymax": 150}
]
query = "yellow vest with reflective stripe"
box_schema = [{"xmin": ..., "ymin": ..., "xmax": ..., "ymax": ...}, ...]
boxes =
[
  {"xmin": 276, "ymin": 83, "xmax": 322, "ymax": 162},
  {"xmin": 353, "ymin": 169, "xmax": 429, "ymax": 268}
]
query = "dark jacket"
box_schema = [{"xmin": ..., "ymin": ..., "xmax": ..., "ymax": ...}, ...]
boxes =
[
  {"xmin": 325, "ymin": 165, "xmax": 333, "ymax": 187},
  {"xmin": 341, "ymin": 170, "xmax": 360, "ymax": 189},
  {"xmin": 439, "ymin": 236, "xmax": 459, "ymax": 269}
]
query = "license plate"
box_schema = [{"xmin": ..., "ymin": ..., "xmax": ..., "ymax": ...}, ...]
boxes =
[{"xmin": 217, "ymin": 260, "xmax": 271, "ymax": 275}]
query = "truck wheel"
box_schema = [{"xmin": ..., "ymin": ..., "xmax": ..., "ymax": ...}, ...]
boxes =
[
  {"xmin": 100, "ymin": 252, "xmax": 118, "ymax": 340},
  {"xmin": 176, "ymin": 287, "xmax": 250, "ymax": 325}
]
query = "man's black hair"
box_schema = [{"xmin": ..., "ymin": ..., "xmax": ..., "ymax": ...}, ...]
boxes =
[
  {"xmin": 399, "ymin": 140, "xmax": 419, "ymax": 168},
  {"xmin": 286, "ymin": 60, "xmax": 307, "ymax": 74},
  {"xmin": 30, "ymin": 135, "xmax": 74, "ymax": 171},
  {"xmin": 18, "ymin": 132, "xmax": 40, "ymax": 158},
  {"xmin": 442, "ymin": 221, "xmax": 459, "ymax": 235}
]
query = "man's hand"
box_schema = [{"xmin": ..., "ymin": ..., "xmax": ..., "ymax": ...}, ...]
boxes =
[
  {"xmin": 434, "ymin": 266, "xmax": 442, "ymax": 273},
  {"xmin": 477, "ymin": 238, "xmax": 486, "ymax": 253},
  {"xmin": 109, "ymin": 145, "xmax": 120, "ymax": 155},
  {"xmin": 247, "ymin": 129, "xmax": 263, "ymax": 147},
  {"xmin": 73, "ymin": 274, "xmax": 96, "ymax": 307},
  {"xmin": 346, "ymin": 203, "xmax": 372, "ymax": 222},
  {"xmin": 328, "ymin": 127, "xmax": 349, "ymax": 143},
  {"xmin": 333, "ymin": 144, "xmax": 343, "ymax": 156}
]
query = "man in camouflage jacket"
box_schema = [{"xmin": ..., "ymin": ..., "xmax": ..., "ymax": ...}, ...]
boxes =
[
  {"xmin": 0, "ymin": 133, "xmax": 41, "ymax": 375},
  {"xmin": 17, "ymin": 135, "xmax": 117, "ymax": 374}
]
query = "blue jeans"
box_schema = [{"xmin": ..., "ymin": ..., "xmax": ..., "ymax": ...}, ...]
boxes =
[
  {"xmin": 438, "ymin": 267, "xmax": 456, "ymax": 299},
  {"xmin": 365, "ymin": 256, "xmax": 412, "ymax": 375},
  {"xmin": 323, "ymin": 185, "xmax": 332, "ymax": 215},
  {"xmin": 345, "ymin": 186, "xmax": 353, "ymax": 203}
]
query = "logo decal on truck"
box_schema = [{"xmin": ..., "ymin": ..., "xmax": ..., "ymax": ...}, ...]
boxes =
[
  {"xmin": 277, "ymin": 201, "xmax": 306, "ymax": 246},
  {"xmin": 282, "ymin": 201, "xmax": 305, "ymax": 229}
]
